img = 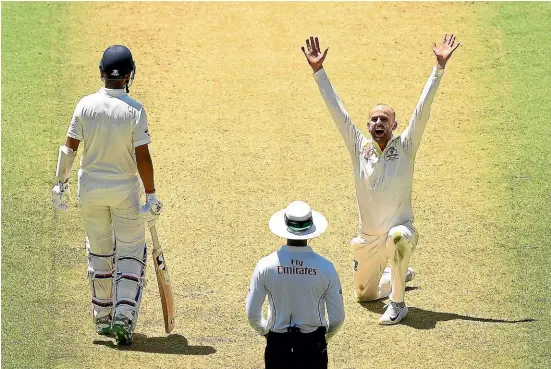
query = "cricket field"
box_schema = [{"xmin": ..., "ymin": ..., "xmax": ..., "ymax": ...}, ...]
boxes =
[{"xmin": 2, "ymin": 2, "xmax": 550, "ymax": 368}]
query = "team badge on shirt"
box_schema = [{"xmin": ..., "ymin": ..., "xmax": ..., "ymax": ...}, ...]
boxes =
[{"xmin": 385, "ymin": 146, "xmax": 399, "ymax": 161}]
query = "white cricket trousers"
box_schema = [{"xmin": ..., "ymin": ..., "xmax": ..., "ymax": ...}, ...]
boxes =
[
  {"xmin": 351, "ymin": 222, "xmax": 418, "ymax": 303},
  {"xmin": 78, "ymin": 171, "xmax": 146, "ymax": 330}
]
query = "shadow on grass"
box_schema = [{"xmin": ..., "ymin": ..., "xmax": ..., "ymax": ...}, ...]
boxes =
[
  {"xmin": 93, "ymin": 333, "xmax": 216, "ymax": 355},
  {"xmin": 359, "ymin": 300, "xmax": 535, "ymax": 330}
]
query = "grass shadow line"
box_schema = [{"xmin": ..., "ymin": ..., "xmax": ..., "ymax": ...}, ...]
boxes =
[
  {"xmin": 359, "ymin": 300, "xmax": 535, "ymax": 330},
  {"xmin": 93, "ymin": 333, "xmax": 216, "ymax": 355}
]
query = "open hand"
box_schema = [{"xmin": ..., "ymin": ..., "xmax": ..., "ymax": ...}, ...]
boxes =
[
  {"xmin": 301, "ymin": 36, "xmax": 328, "ymax": 73},
  {"xmin": 433, "ymin": 34, "xmax": 461, "ymax": 69}
]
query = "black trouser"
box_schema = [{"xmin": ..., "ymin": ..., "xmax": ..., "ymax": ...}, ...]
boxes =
[{"xmin": 264, "ymin": 327, "xmax": 328, "ymax": 369}]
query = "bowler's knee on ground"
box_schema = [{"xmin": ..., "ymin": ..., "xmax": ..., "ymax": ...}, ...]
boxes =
[
  {"xmin": 352, "ymin": 236, "xmax": 389, "ymax": 302},
  {"xmin": 352, "ymin": 225, "xmax": 418, "ymax": 302}
]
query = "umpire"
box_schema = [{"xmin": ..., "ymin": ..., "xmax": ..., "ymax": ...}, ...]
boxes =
[{"xmin": 246, "ymin": 201, "xmax": 345, "ymax": 369}]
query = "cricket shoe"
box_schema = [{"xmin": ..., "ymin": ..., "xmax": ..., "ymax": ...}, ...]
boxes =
[
  {"xmin": 112, "ymin": 314, "xmax": 133, "ymax": 345},
  {"xmin": 379, "ymin": 301, "xmax": 409, "ymax": 325},
  {"xmin": 95, "ymin": 315, "xmax": 113, "ymax": 336},
  {"xmin": 383, "ymin": 267, "xmax": 415, "ymax": 283}
]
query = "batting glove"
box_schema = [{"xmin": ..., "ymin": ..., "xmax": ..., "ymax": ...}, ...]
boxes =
[
  {"xmin": 52, "ymin": 181, "xmax": 70, "ymax": 210},
  {"xmin": 140, "ymin": 193, "xmax": 163, "ymax": 227}
]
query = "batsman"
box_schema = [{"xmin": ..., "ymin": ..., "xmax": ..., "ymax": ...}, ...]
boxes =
[
  {"xmin": 302, "ymin": 34, "xmax": 460, "ymax": 324},
  {"xmin": 51, "ymin": 45, "xmax": 163, "ymax": 344}
]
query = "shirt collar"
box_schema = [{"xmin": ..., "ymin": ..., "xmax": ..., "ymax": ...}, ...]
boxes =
[
  {"xmin": 99, "ymin": 87, "xmax": 127, "ymax": 97},
  {"xmin": 279, "ymin": 245, "xmax": 314, "ymax": 253},
  {"xmin": 371, "ymin": 134, "xmax": 398, "ymax": 155}
]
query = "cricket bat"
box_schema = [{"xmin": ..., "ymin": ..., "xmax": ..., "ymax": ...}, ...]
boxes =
[{"xmin": 150, "ymin": 225, "xmax": 175, "ymax": 333}]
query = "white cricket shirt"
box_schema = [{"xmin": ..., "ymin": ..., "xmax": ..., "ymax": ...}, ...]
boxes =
[
  {"xmin": 314, "ymin": 67, "xmax": 444, "ymax": 236},
  {"xmin": 67, "ymin": 88, "xmax": 151, "ymax": 179},
  {"xmin": 246, "ymin": 245, "xmax": 345, "ymax": 341}
]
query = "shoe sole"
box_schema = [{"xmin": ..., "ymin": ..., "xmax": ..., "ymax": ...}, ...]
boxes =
[{"xmin": 112, "ymin": 324, "xmax": 133, "ymax": 345}]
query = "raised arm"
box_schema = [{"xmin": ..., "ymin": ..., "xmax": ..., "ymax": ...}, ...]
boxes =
[
  {"xmin": 245, "ymin": 262, "xmax": 269, "ymax": 336},
  {"xmin": 401, "ymin": 34, "xmax": 461, "ymax": 156},
  {"xmin": 302, "ymin": 37, "xmax": 365, "ymax": 156}
]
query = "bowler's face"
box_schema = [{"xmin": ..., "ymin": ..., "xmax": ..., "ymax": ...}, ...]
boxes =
[{"xmin": 368, "ymin": 105, "xmax": 396, "ymax": 145}]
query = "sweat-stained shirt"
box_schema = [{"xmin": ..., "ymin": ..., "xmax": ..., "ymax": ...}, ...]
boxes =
[{"xmin": 314, "ymin": 66, "xmax": 444, "ymax": 237}]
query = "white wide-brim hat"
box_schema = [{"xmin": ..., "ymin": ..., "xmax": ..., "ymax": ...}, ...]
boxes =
[{"xmin": 269, "ymin": 201, "xmax": 328, "ymax": 240}]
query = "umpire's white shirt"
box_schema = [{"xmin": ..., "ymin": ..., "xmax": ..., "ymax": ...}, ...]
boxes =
[
  {"xmin": 246, "ymin": 245, "xmax": 345, "ymax": 341},
  {"xmin": 67, "ymin": 88, "xmax": 151, "ymax": 180},
  {"xmin": 314, "ymin": 67, "xmax": 444, "ymax": 237}
]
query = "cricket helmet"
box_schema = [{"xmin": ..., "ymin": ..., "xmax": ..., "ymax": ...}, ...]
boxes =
[{"xmin": 99, "ymin": 45, "xmax": 136, "ymax": 91}]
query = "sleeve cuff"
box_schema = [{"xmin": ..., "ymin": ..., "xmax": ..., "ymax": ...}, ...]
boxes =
[
  {"xmin": 434, "ymin": 65, "xmax": 445, "ymax": 76},
  {"xmin": 313, "ymin": 68, "xmax": 327, "ymax": 81},
  {"xmin": 133, "ymin": 138, "xmax": 151, "ymax": 148}
]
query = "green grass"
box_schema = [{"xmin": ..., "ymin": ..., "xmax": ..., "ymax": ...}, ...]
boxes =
[
  {"xmin": 468, "ymin": 3, "xmax": 551, "ymax": 366},
  {"xmin": 442, "ymin": 4, "xmax": 551, "ymax": 366},
  {"xmin": 492, "ymin": 3, "xmax": 551, "ymax": 366},
  {"xmin": 1, "ymin": 3, "xmax": 73, "ymax": 368}
]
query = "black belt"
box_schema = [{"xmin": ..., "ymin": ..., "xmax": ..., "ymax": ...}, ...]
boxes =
[
  {"xmin": 266, "ymin": 326, "xmax": 327, "ymax": 348},
  {"xmin": 268, "ymin": 326, "xmax": 326, "ymax": 336}
]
